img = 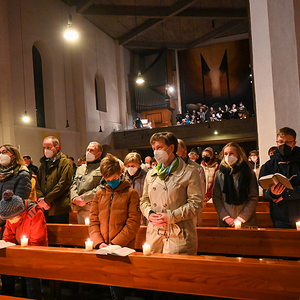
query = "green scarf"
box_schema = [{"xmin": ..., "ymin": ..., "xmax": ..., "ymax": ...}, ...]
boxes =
[{"xmin": 156, "ymin": 157, "xmax": 179, "ymax": 180}]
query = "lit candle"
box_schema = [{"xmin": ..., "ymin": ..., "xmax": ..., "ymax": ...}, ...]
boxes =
[
  {"xmin": 85, "ymin": 218, "xmax": 90, "ymax": 226},
  {"xmin": 142, "ymin": 243, "xmax": 151, "ymax": 256},
  {"xmin": 21, "ymin": 235, "xmax": 28, "ymax": 247},
  {"xmin": 85, "ymin": 238, "xmax": 93, "ymax": 251},
  {"xmin": 296, "ymin": 221, "xmax": 300, "ymax": 230},
  {"xmin": 234, "ymin": 220, "xmax": 242, "ymax": 229}
]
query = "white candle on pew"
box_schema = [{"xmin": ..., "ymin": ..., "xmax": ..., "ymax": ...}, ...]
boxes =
[
  {"xmin": 85, "ymin": 218, "xmax": 90, "ymax": 226},
  {"xmin": 142, "ymin": 243, "xmax": 151, "ymax": 256},
  {"xmin": 21, "ymin": 235, "xmax": 28, "ymax": 247},
  {"xmin": 85, "ymin": 238, "xmax": 93, "ymax": 251},
  {"xmin": 296, "ymin": 221, "xmax": 300, "ymax": 230},
  {"xmin": 234, "ymin": 220, "xmax": 242, "ymax": 229}
]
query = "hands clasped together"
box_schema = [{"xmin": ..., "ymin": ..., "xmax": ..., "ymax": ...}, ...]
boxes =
[
  {"xmin": 37, "ymin": 198, "xmax": 51, "ymax": 210},
  {"xmin": 149, "ymin": 212, "xmax": 169, "ymax": 227}
]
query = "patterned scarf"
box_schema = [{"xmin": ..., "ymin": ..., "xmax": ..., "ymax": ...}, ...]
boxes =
[
  {"xmin": 156, "ymin": 157, "xmax": 180, "ymax": 180},
  {"xmin": 219, "ymin": 161, "xmax": 252, "ymax": 205},
  {"xmin": 0, "ymin": 165, "xmax": 17, "ymax": 181}
]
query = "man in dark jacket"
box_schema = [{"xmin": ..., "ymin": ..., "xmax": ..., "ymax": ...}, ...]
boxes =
[
  {"xmin": 36, "ymin": 136, "xmax": 73, "ymax": 223},
  {"xmin": 259, "ymin": 127, "xmax": 300, "ymax": 228}
]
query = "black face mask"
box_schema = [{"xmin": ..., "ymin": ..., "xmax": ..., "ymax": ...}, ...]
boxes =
[
  {"xmin": 278, "ymin": 144, "xmax": 292, "ymax": 156},
  {"xmin": 203, "ymin": 156, "xmax": 211, "ymax": 163}
]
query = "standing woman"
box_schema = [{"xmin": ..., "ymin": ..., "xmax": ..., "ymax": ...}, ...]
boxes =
[
  {"xmin": 124, "ymin": 152, "xmax": 148, "ymax": 225},
  {"xmin": 140, "ymin": 132, "xmax": 203, "ymax": 255},
  {"xmin": 0, "ymin": 145, "xmax": 32, "ymax": 297},
  {"xmin": 213, "ymin": 142, "xmax": 258, "ymax": 227},
  {"xmin": 0, "ymin": 144, "xmax": 31, "ymax": 199}
]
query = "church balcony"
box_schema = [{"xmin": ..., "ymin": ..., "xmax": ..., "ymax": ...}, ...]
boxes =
[{"xmin": 113, "ymin": 117, "xmax": 257, "ymax": 149}]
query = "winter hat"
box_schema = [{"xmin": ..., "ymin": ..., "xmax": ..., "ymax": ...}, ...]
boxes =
[{"xmin": 0, "ymin": 190, "xmax": 25, "ymax": 220}]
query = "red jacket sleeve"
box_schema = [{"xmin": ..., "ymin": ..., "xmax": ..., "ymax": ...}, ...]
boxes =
[
  {"xmin": 3, "ymin": 221, "xmax": 16, "ymax": 244},
  {"xmin": 29, "ymin": 208, "xmax": 48, "ymax": 246}
]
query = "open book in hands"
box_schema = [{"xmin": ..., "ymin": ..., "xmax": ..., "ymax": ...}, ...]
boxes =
[
  {"xmin": 259, "ymin": 173, "xmax": 296, "ymax": 190},
  {"xmin": 0, "ymin": 240, "xmax": 16, "ymax": 249},
  {"xmin": 95, "ymin": 245, "xmax": 136, "ymax": 256}
]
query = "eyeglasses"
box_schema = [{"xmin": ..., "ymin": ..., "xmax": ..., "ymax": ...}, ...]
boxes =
[
  {"xmin": 0, "ymin": 150, "xmax": 9, "ymax": 155},
  {"xmin": 276, "ymin": 140, "xmax": 295, "ymax": 146}
]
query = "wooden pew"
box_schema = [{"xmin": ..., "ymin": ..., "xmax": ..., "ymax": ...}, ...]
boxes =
[
  {"xmin": 202, "ymin": 211, "xmax": 273, "ymax": 227},
  {"xmin": 47, "ymin": 224, "xmax": 300, "ymax": 259},
  {"xmin": 203, "ymin": 201, "xmax": 270, "ymax": 212},
  {"xmin": 70, "ymin": 207, "xmax": 273, "ymax": 228},
  {"xmin": 0, "ymin": 246, "xmax": 300, "ymax": 300}
]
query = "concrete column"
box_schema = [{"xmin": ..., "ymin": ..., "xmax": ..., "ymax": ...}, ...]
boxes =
[
  {"xmin": 0, "ymin": 0, "xmax": 15, "ymax": 145},
  {"xmin": 250, "ymin": 0, "xmax": 300, "ymax": 164}
]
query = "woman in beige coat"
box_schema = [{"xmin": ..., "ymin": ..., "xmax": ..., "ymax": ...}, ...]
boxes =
[{"xmin": 140, "ymin": 132, "xmax": 203, "ymax": 255}]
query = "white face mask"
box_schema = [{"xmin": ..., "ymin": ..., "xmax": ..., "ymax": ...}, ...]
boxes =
[
  {"xmin": 0, "ymin": 154, "xmax": 11, "ymax": 166},
  {"xmin": 225, "ymin": 155, "xmax": 238, "ymax": 166},
  {"xmin": 251, "ymin": 156, "xmax": 258, "ymax": 163},
  {"xmin": 154, "ymin": 147, "xmax": 170, "ymax": 164},
  {"xmin": 86, "ymin": 151, "xmax": 96, "ymax": 162},
  {"xmin": 127, "ymin": 167, "xmax": 138, "ymax": 176},
  {"xmin": 44, "ymin": 149, "xmax": 54, "ymax": 159}
]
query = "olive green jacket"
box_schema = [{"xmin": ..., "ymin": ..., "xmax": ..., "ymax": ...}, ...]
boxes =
[{"xmin": 36, "ymin": 151, "xmax": 73, "ymax": 216}]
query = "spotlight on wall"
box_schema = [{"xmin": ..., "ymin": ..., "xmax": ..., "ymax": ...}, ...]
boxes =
[
  {"xmin": 214, "ymin": 130, "xmax": 218, "ymax": 135},
  {"xmin": 64, "ymin": 14, "xmax": 79, "ymax": 40},
  {"xmin": 168, "ymin": 86, "xmax": 174, "ymax": 93},
  {"xmin": 22, "ymin": 111, "xmax": 30, "ymax": 123},
  {"xmin": 136, "ymin": 71, "xmax": 145, "ymax": 84}
]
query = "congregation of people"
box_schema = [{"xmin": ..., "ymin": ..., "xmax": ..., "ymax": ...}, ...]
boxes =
[
  {"xmin": 176, "ymin": 102, "xmax": 249, "ymax": 125},
  {"xmin": 0, "ymin": 126, "xmax": 300, "ymax": 299}
]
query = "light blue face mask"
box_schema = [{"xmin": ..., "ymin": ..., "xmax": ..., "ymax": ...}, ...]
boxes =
[{"xmin": 107, "ymin": 178, "xmax": 120, "ymax": 190}]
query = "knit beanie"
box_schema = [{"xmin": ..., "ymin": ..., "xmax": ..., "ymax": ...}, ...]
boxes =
[{"xmin": 0, "ymin": 190, "xmax": 25, "ymax": 220}]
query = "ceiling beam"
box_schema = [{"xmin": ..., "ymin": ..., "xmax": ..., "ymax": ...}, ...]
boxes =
[
  {"xmin": 80, "ymin": 5, "xmax": 247, "ymax": 19},
  {"xmin": 119, "ymin": 0, "xmax": 197, "ymax": 45},
  {"xmin": 76, "ymin": 0, "xmax": 94, "ymax": 14},
  {"xmin": 188, "ymin": 20, "xmax": 246, "ymax": 48},
  {"xmin": 82, "ymin": 5, "xmax": 168, "ymax": 17},
  {"xmin": 178, "ymin": 8, "xmax": 248, "ymax": 19},
  {"xmin": 125, "ymin": 40, "xmax": 188, "ymax": 50}
]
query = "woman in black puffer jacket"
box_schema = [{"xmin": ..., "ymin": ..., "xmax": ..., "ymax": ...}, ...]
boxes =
[{"xmin": 0, "ymin": 144, "xmax": 32, "ymax": 199}]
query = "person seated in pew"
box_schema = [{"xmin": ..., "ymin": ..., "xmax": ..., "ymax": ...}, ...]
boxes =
[
  {"xmin": 140, "ymin": 132, "xmax": 203, "ymax": 255},
  {"xmin": 0, "ymin": 190, "xmax": 47, "ymax": 299},
  {"xmin": 212, "ymin": 142, "xmax": 259, "ymax": 228},
  {"xmin": 89, "ymin": 154, "xmax": 141, "ymax": 300}
]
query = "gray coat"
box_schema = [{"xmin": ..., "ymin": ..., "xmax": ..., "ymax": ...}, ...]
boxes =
[
  {"xmin": 213, "ymin": 169, "xmax": 258, "ymax": 227},
  {"xmin": 70, "ymin": 161, "xmax": 104, "ymax": 224}
]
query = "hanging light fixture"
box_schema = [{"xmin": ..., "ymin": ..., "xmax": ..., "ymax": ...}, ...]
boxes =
[
  {"xmin": 136, "ymin": 71, "xmax": 145, "ymax": 84},
  {"xmin": 22, "ymin": 111, "xmax": 29, "ymax": 123},
  {"xmin": 99, "ymin": 126, "xmax": 103, "ymax": 132},
  {"xmin": 64, "ymin": 14, "xmax": 79, "ymax": 40},
  {"xmin": 164, "ymin": 89, "xmax": 170, "ymax": 100},
  {"xmin": 134, "ymin": 0, "xmax": 145, "ymax": 84},
  {"xmin": 19, "ymin": 0, "xmax": 30, "ymax": 123}
]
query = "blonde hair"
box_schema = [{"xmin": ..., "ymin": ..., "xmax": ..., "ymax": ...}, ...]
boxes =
[
  {"xmin": 220, "ymin": 142, "xmax": 251, "ymax": 169},
  {"xmin": 100, "ymin": 153, "xmax": 121, "ymax": 178},
  {"xmin": 124, "ymin": 152, "xmax": 142, "ymax": 166},
  {"xmin": 1, "ymin": 144, "xmax": 24, "ymax": 167}
]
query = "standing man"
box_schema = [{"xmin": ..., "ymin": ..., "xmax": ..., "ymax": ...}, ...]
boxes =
[
  {"xmin": 70, "ymin": 142, "xmax": 104, "ymax": 224},
  {"xmin": 36, "ymin": 136, "xmax": 73, "ymax": 223},
  {"xmin": 23, "ymin": 155, "xmax": 38, "ymax": 175},
  {"xmin": 259, "ymin": 127, "xmax": 300, "ymax": 228},
  {"xmin": 177, "ymin": 139, "xmax": 205, "ymax": 226}
]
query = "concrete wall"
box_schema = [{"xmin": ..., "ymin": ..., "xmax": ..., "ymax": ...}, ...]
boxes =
[{"xmin": 0, "ymin": 0, "xmax": 130, "ymax": 166}]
